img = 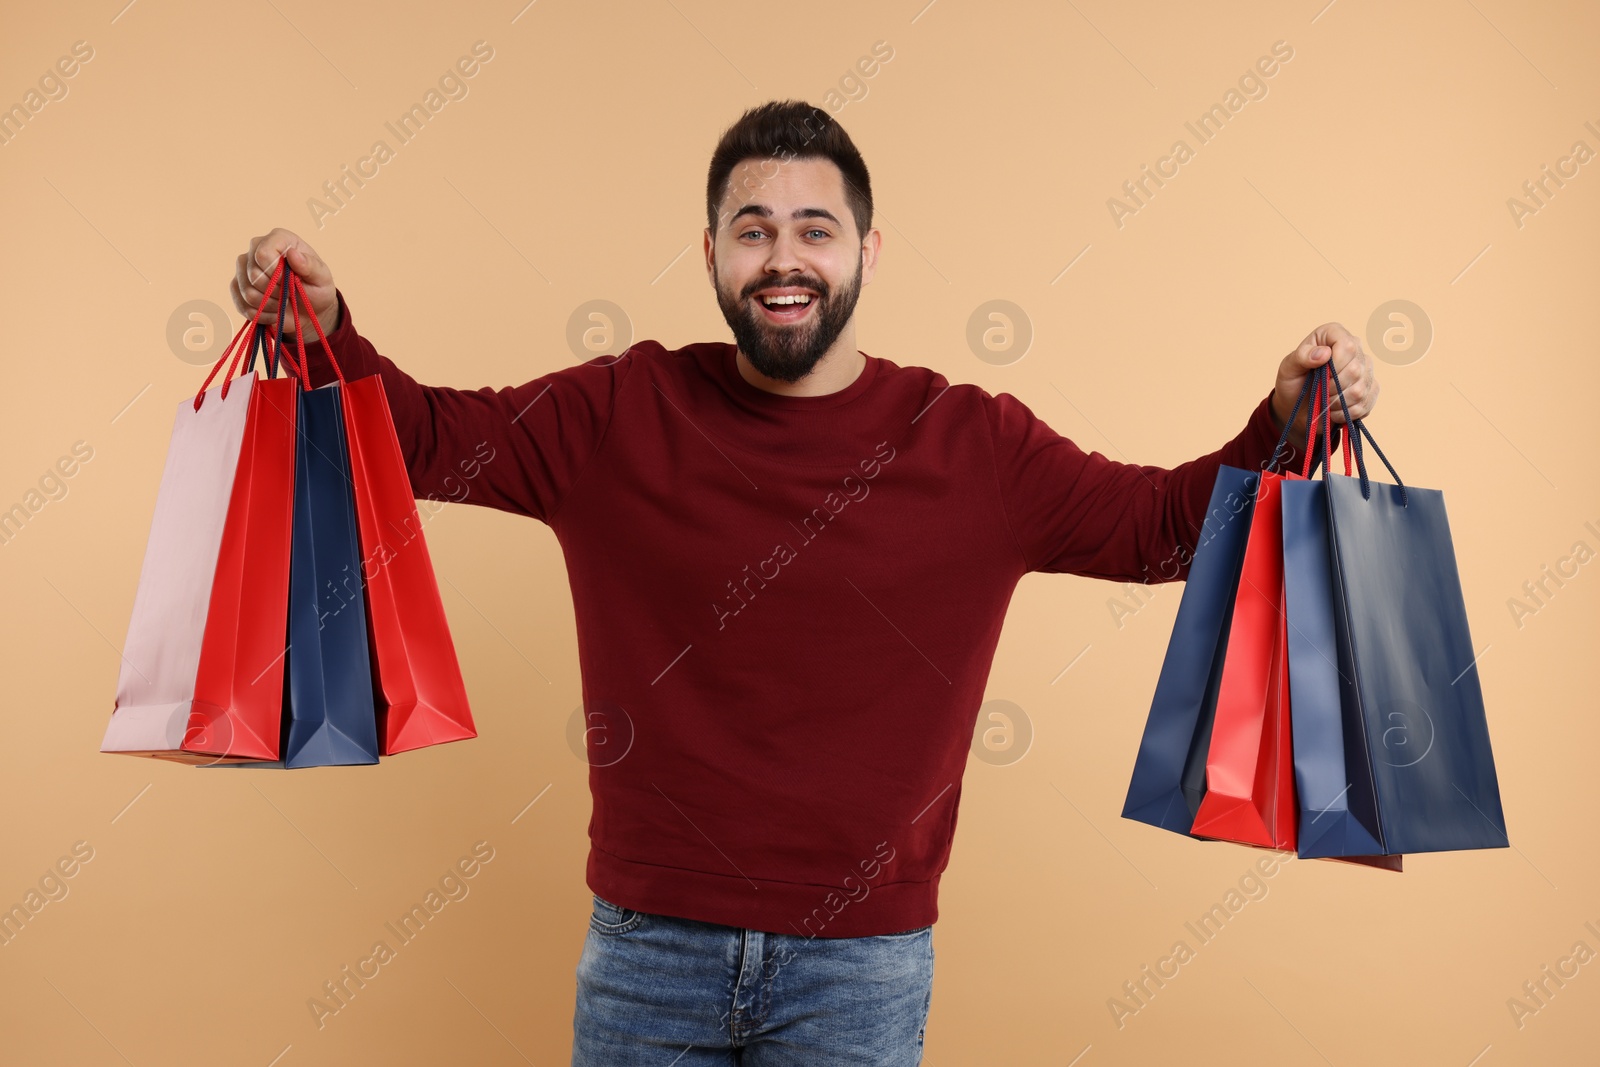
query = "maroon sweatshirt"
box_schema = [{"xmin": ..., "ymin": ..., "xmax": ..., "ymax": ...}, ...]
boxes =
[{"xmin": 294, "ymin": 289, "xmax": 1287, "ymax": 937}]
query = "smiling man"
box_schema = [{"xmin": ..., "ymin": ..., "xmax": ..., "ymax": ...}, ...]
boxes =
[{"xmin": 235, "ymin": 99, "xmax": 1376, "ymax": 1066}]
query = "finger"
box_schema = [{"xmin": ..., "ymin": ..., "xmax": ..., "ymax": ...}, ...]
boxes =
[
  {"xmin": 234, "ymin": 267, "xmax": 279, "ymax": 319},
  {"xmin": 1290, "ymin": 335, "xmax": 1331, "ymax": 372},
  {"xmin": 1326, "ymin": 329, "xmax": 1361, "ymax": 375},
  {"xmin": 247, "ymin": 235, "xmax": 280, "ymax": 288},
  {"xmin": 1313, "ymin": 324, "xmax": 1355, "ymax": 376},
  {"xmin": 239, "ymin": 244, "xmax": 283, "ymax": 306},
  {"xmin": 246, "ymin": 230, "xmax": 304, "ymax": 292},
  {"xmin": 281, "ymin": 239, "xmax": 332, "ymax": 290},
  {"xmin": 1325, "ymin": 373, "xmax": 1363, "ymax": 423},
  {"xmin": 236, "ymin": 255, "xmax": 270, "ymax": 309},
  {"xmin": 1309, "ymin": 378, "xmax": 1343, "ymax": 427},
  {"xmin": 269, "ymin": 227, "xmax": 318, "ymax": 270},
  {"xmin": 235, "ymin": 252, "xmax": 257, "ymax": 307},
  {"xmin": 1326, "ymin": 340, "xmax": 1365, "ymax": 404},
  {"xmin": 233, "ymin": 260, "xmax": 292, "ymax": 325}
]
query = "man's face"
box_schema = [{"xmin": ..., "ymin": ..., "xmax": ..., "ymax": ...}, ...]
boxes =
[{"xmin": 705, "ymin": 156, "xmax": 879, "ymax": 384}]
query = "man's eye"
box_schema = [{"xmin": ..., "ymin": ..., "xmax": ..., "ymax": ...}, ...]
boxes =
[
  {"xmin": 741, "ymin": 231, "xmax": 767, "ymax": 241},
  {"xmin": 806, "ymin": 229, "xmax": 830, "ymax": 239}
]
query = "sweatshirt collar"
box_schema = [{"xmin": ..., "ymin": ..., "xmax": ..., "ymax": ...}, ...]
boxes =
[{"xmin": 718, "ymin": 343, "xmax": 880, "ymax": 411}]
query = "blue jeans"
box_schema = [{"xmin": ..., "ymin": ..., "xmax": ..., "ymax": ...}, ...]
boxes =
[{"xmin": 572, "ymin": 893, "xmax": 934, "ymax": 1065}]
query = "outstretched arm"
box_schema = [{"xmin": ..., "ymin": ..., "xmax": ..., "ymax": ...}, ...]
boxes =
[
  {"xmin": 232, "ymin": 230, "xmax": 633, "ymax": 525},
  {"xmin": 985, "ymin": 324, "xmax": 1377, "ymax": 583}
]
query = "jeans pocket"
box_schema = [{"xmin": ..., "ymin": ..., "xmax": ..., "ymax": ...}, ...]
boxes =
[{"xmin": 590, "ymin": 893, "xmax": 645, "ymax": 935}]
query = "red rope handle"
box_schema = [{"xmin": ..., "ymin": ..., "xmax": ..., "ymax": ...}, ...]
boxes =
[
  {"xmin": 1298, "ymin": 371, "xmax": 1323, "ymax": 479},
  {"xmin": 221, "ymin": 321, "xmax": 257, "ymax": 398},
  {"xmin": 288, "ymin": 271, "xmax": 345, "ymax": 386},
  {"xmin": 284, "ymin": 271, "xmax": 311, "ymax": 389},
  {"xmin": 1296, "ymin": 367, "xmax": 1358, "ymax": 479},
  {"xmin": 1340, "ymin": 396, "xmax": 1353, "ymax": 474},
  {"xmin": 193, "ymin": 256, "xmax": 286, "ymax": 410},
  {"xmin": 191, "ymin": 255, "xmax": 342, "ymax": 408}
]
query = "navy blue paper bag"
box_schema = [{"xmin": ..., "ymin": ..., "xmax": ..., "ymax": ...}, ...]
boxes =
[
  {"xmin": 1121, "ymin": 466, "xmax": 1260, "ymax": 834},
  {"xmin": 1286, "ymin": 362, "xmax": 1507, "ymax": 855},
  {"xmin": 278, "ymin": 381, "xmax": 380, "ymax": 767},
  {"xmin": 1323, "ymin": 466, "xmax": 1507, "ymax": 853},
  {"xmin": 1282, "ymin": 475, "xmax": 1385, "ymax": 857}
]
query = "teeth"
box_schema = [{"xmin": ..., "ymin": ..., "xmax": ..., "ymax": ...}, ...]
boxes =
[{"xmin": 761, "ymin": 294, "xmax": 812, "ymax": 306}]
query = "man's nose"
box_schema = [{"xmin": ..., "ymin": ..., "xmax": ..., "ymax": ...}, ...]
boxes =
[{"xmin": 762, "ymin": 229, "xmax": 805, "ymax": 274}]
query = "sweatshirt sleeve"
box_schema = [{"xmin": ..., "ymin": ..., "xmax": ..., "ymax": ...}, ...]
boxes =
[
  {"xmin": 288, "ymin": 288, "xmax": 634, "ymax": 525},
  {"xmin": 983, "ymin": 388, "xmax": 1303, "ymax": 583}
]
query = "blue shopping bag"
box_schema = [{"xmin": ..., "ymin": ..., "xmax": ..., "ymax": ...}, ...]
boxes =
[
  {"xmin": 1120, "ymin": 465, "xmax": 1261, "ymax": 834},
  {"xmin": 277, "ymin": 378, "xmax": 380, "ymax": 767},
  {"xmin": 1287, "ymin": 363, "xmax": 1508, "ymax": 855},
  {"xmin": 1282, "ymin": 474, "xmax": 1386, "ymax": 857}
]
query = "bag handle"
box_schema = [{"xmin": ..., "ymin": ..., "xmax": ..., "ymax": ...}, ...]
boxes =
[
  {"xmin": 1322, "ymin": 356, "xmax": 1408, "ymax": 506},
  {"xmin": 1297, "ymin": 369, "xmax": 1330, "ymax": 478},
  {"xmin": 193, "ymin": 254, "xmax": 345, "ymax": 408},
  {"xmin": 193, "ymin": 256, "xmax": 303, "ymax": 409},
  {"xmin": 1267, "ymin": 364, "xmax": 1346, "ymax": 479},
  {"xmin": 245, "ymin": 255, "xmax": 295, "ymax": 381},
  {"xmin": 284, "ymin": 270, "xmax": 346, "ymax": 388},
  {"xmin": 242, "ymin": 259, "xmax": 341, "ymax": 392},
  {"xmin": 244, "ymin": 322, "xmax": 269, "ymax": 380},
  {"xmin": 1298, "ymin": 367, "xmax": 1360, "ymax": 480},
  {"xmin": 248, "ymin": 264, "xmax": 345, "ymax": 391},
  {"xmin": 1267, "ymin": 367, "xmax": 1315, "ymax": 474}
]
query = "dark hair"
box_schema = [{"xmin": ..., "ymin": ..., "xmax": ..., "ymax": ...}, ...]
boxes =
[{"xmin": 705, "ymin": 100, "xmax": 873, "ymax": 240}]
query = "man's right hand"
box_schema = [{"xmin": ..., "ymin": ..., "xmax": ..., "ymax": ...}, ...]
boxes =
[{"xmin": 231, "ymin": 228, "xmax": 340, "ymax": 338}]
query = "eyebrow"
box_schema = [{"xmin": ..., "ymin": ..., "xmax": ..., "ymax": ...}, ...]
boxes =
[{"xmin": 729, "ymin": 204, "xmax": 842, "ymax": 227}]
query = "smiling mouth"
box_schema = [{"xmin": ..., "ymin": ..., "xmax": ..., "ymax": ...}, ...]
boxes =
[{"xmin": 753, "ymin": 292, "xmax": 818, "ymax": 324}]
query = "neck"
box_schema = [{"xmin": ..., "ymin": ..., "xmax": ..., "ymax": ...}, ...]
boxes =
[{"xmin": 734, "ymin": 323, "xmax": 865, "ymax": 398}]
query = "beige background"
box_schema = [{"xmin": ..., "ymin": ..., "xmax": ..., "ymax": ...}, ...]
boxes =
[{"xmin": 1, "ymin": 0, "xmax": 1596, "ymax": 1063}]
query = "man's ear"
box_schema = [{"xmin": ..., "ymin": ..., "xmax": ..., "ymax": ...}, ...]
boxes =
[
  {"xmin": 703, "ymin": 227, "xmax": 716, "ymax": 284},
  {"xmin": 860, "ymin": 226, "xmax": 883, "ymax": 285}
]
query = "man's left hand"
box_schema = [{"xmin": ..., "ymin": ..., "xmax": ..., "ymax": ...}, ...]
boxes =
[{"xmin": 1270, "ymin": 321, "xmax": 1380, "ymax": 447}]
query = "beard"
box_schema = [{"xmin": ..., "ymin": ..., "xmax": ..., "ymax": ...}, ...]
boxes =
[{"xmin": 714, "ymin": 251, "xmax": 863, "ymax": 384}]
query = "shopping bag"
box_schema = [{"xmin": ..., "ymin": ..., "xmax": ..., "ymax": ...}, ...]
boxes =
[
  {"xmin": 1284, "ymin": 362, "xmax": 1507, "ymax": 855},
  {"xmin": 1282, "ymin": 374, "xmax": 1386, "ymax": 857},
  {"xmin": 1322, "ymin": 393, "xmax": 1507, "ymax": 853},
  {"xmin": 286, "ymin": 272, "xmax": 476, "ymax": 755},
  {"xmin": 1120, "ymin": 465, "xmax": 1261, "ymax": 834},
  {"xmin": 1121, "ymin": 360, "xmax": 1343, "ymax": 836},
  {"xmin": 101, "ymin": 271, "xmax": 298, "ymax": 764},
  {"xmin": 1188, "ymin": 468, "xmax": 1297, "ymax": 849},
  {"xmin": 277, "ymin": 329, "xmax": 381, "ymax": 768},
  {"xmin": 208, "ymin": 266, "xmax": 383, "ymax": 769},
  {"xmin": 1184, "ymin": 367, "xmax": 1338, "ymax": 849}
]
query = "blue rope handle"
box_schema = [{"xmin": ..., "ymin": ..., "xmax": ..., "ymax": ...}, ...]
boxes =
[
  {"xmin": 1324, "ymin": 352, "xmax": 1407, "ymax": 506},
  {"xmin": 1266, "ymin": 367, "xmax": 1316, "ymax": 473},
  {"xmin": 1267, "ymin": 363, "xmax": 1342, "ymax": 478}
]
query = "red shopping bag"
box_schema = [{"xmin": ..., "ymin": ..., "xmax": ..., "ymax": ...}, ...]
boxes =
[
  {"xmin": 1188, "ymin": 463, "xmax": 1298, "ymax": 849},
  {"xmin": 1188, "ymin": 372, "xmax": 1343, "ymax": 848},
  {"xmin": 102, "ymin": 262, "xmax": 299, "ymax": 764},
  {"xmin": 285, "ymin": 272, "xmax": 476, "ymax": 755}
]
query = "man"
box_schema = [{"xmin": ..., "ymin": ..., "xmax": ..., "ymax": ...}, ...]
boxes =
[{"xmin": 234, "ymin": 99, "xmax": 1376, "ymax": 1065}]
